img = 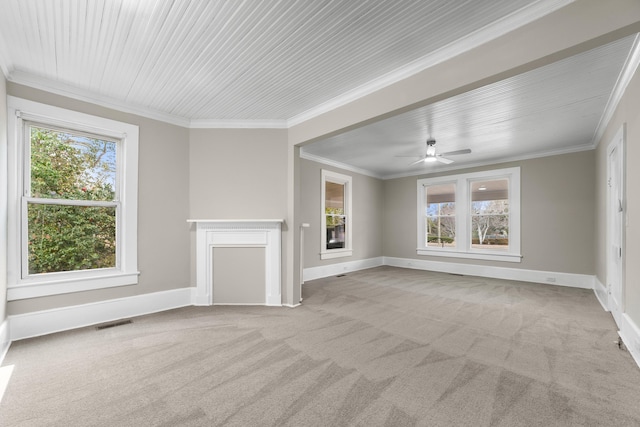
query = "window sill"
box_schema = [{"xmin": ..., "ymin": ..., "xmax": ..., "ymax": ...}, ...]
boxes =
[
  {"xmin": 321, "ymin": 249, "xmax": 353, "ymax": 260},
  {"xmin": 417, "ymin": 249, "xmax": 522, "ymax": 263},
  {"xmin": 8, "ymin": 271, "xmax": 140, "ymax": 300}
]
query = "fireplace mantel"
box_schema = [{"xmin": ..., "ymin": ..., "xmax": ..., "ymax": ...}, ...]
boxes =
[{"xmin": 188, "ymin": 219, "xmax": 284, "ymax": 306}]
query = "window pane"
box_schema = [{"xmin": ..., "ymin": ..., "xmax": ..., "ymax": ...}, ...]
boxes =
[
  {"xmin": 325, "ymin": 181, "xmax": 345, "ymax": 214},
  {"xmin": 28, "ymin": 203, "xmax": 116, "ymax": 274},
  {"xmin": 425, "ymin": 183, "xmax": 456, "ymax": 247},
  {"xmin": 326, "ymin": 215, "xmax": 346, "ymax": 249},
  {"xmin": 325, "ymin": 181, "xmax": 346, "ymax": 250},
  {"xmin": 30, "ymin": 125, "xmax": 116, "ymax": 201},
  {"xmin": 471, "ymin": 179, "xmax": 509, "ymax": 250}
]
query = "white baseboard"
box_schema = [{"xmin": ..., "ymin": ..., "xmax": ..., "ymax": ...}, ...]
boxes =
[
  {"xmin": 593, "ymin": 277, "xmax": 609, "ymax": 312},
  {"xmin": 620, "ymin": 313, "xmax": 640, "ymax": 369},
  {"xmin": 283, "ymin": 303, "xmax": 302, "ymax": 308},
  {"xmin": 302, "ymin": 256, "xmax": 595, "ymax": 289},
  {"xmin": 382, "ymin": 257, "xmax": 595, "ymax": 289},
  {"xmin": 0, "ymin": 319, "xmax": 10, "ymax": 365},
  {"xmin": 9, "ymin": 287, "xmax": 194, "ymax": 341},
  {"xmin": 303, "ymin": 257, "xmax": 384, "ymax": 282}
]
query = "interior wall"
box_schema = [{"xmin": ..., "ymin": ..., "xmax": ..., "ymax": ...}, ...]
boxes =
[
  {"xmin": 0, "ymin": 73, "xmax": 7, "ymax": 324},
  {"xmin": 595, "ymin": 62, "xmax": 640, "ymax": 322},
  {"xmin": 383, "ymin": 150, "xmax": 595, "ymax": 274},
  {"xmin": 188, "ymin": 128, "xmax": 290, "ymax": 301},
  {"xmin": 300, "ymin": 158, "xmax": 384, "ymax": 268},
  {"xmin": 6, "ymin": 83, "xmax": 191, "ymax": 315}
]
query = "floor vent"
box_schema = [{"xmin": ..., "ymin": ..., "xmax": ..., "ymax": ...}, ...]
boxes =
[{"xmin": 96, "ymin": 319, "xmax": 132, "ymax": 330}]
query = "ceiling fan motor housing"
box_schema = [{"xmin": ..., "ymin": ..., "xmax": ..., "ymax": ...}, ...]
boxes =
[{"xmin": 426, "ymin": 138, "xmax": 437, "ymax": 156}]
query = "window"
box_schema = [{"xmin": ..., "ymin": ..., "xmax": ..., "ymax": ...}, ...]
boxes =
[
  {"xmin": 7, "ymin": 97, "xmax": 139, "ymax": 300},
  {"xmin": 321, "ymin": 170, "xmax": 352, "ymax": 259},
  {"xmin": 417, "ymin": 167, "xmax": 520, "ymax": 262},
  {"xmin": 471, "ymin": 179, "xmax": 509, "ymax": 251},
  {"xmin": 425, "ymin": 182, "xmax": 456, "ymax": 248}
]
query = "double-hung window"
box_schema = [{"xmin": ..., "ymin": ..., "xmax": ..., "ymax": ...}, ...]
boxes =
[
  {"xmin": 7, "ymin": 97, "xmax": 139, "ymax": 300},
  {"xmin": 321, "ymin": 169, "xmax": 352, "ymax": 259},
  {"xmin": 417, "ymin": 167, "xmax": 521, "ymax": 262}
]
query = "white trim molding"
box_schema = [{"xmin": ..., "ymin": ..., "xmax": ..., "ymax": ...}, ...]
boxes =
[
  {"xmin": 321, "ymin": 170, "xmax": 353, "ymax": 260},
  {"xmin": 188, "ymin": 219, "xmax": 284, "ymax": 306},
  {"xmin": 9, "ymin": 288, "xmax": 193, "ymax": 341},
  {"xmin": 0, "ymin": 320, "xmax": 10, "ymax": 365},
  {"xmin": 592, "ymin": 34, "xmax": 640, "ymax": 148},
  {"xmin": 619, "ymin": 313, "xmax": 640, "ymax": 369},
  {"xmin": 303, "ymin": 257, "xmax": 384, "ymax": 282},
  {"xmin": 382, "ymin": 257, "xmax": 594, "ymax": 289},
  {"xmin": 417, "ymin": 167, "xmax": 521, "ymax": 262},
  {"xmin": 593, "ymin": 277, "xmax": 609, "ymax": 312},
  {"xmin": 302, "ymin": 256, "xmax": 593, "ymax": 289}
]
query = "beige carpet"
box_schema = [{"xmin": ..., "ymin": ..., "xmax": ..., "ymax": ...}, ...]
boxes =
[{"xmin": 2, "ymin": 266, "xmax": 640, "ymax": 426}]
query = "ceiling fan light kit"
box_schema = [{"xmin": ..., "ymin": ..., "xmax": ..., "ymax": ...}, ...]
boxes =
[{"xmin": 404, "ymin": 138, "xmax": 471, "ymax": 166}]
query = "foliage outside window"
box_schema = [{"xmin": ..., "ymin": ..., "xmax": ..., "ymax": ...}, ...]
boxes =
[
  {"xmin": 27, "ymin": 125, "xmax": 118, "ymax": 274},
  {"xmin": 417, "ymin": 167, "xmax": 520, "ymax": 262},
  {"xmin": 7, "ymin": 96, "xmax": 139, "ymax": 300},
  {"xmin": 425, "ymin": 183, "xmax": 456, "ymax": 247},
  {"xmin": 321, "ymin": 170, "xmax": 352, "ymax": 259}
]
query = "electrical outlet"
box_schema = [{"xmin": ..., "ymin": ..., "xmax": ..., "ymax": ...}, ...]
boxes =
[{"xmin": 546, "ymin": 277, "xmax": 556, "ymax": 283}]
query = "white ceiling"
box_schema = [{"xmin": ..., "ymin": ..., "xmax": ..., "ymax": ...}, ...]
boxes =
[
  {"xmin": 302, "ymin": 35, "xmax": 639, "ymax": 178},
  {"xmin": 0, "ymin": 0, "xmax": 638, "ymax": 178}
]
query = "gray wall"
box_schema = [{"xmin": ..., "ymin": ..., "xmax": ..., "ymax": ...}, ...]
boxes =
[
  {"xmin": 300, "ymin": 158, "xmax": 384, "ymax": 268},
  {"xmin": 188, "ymin": 128, "xmax": 290, "ymax": 301},
  {"xmin": 595, "ymin": 62, "xmax": 640, "ymax": 322},
  {"xmin": 7, "ymin": 83, "xmax": 191, "ymax": 315},
  {"xmin": 383, "ymin": 151, "xmax": 595, "ymax": 274}
]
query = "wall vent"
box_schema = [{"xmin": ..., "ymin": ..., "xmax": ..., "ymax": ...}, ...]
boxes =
[{"xmin": 95, "ymin": 320, "xmax": 132, "ymax": 330}]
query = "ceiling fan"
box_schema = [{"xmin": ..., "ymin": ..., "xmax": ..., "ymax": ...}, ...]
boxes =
[{"xmin": 402, "ymin": 138, "xmax": 471, "ymax": 165}]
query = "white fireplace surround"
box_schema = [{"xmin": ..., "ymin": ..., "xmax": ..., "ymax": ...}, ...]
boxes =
[{"xmin": 188, "ymin": 219, "xmax": 284, "ymax": 306}]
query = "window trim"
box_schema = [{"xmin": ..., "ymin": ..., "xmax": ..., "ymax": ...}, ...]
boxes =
[
  {"xmin": 417, "ymin": 167, "xmax": 521, "ymax": 263},
  {"xmin": 7, "ymin": 96, "xmax": 139, "ymax": 300},
  {"xmin": 320, "ymin": 169, "xmax": 352, "ymax": 260}
]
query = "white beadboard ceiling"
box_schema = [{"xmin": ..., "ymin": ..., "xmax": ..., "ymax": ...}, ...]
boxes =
[
  {"xmin": 303, "ymin": 35, "xmax": 639, "ymax": 178},
  {"xmin": 0, "ymin": 0, "xmax": 637, "ymax": 178}
]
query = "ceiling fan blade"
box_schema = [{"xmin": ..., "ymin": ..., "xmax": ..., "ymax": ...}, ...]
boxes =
[
  {"xmin": 395, "ymin": 155, "xmax": 424, "ymax": 158},
  {"xmin": 436, "ymin": 156, "xmax": 454, "ymax": 164},
  {"xmin": 440, "ymin": 148, "xmax": 471, "ymax": 156},
  {"xmin": 408, "ymin": 157, "xmax": 426, "ymax": 166}
]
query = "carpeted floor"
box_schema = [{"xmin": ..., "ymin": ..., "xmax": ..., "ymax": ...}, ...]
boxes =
[{"xmin": 1, "ymin": 266, "xmax": 640, "ymax": 426}]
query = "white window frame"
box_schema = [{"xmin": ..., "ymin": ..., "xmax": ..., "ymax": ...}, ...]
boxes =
[
  {"xmin": 417, "ymin": 167, "xmax": 521, "ymax": 263},
  {"xmin": 320, "ymin": 169, "xmax": 352, "ymax": 260},
  {"xmin": 7, "ymin": 96, "xmax": 139, "ymax": 300}
]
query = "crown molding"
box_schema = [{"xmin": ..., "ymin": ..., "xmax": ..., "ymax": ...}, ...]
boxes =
[
  {"xmin": 591, "ymin": 33, "xmax": 640, "ymax": 148},
  {"xmin": 8, "ymin": 71, "xmax": 290, "ymax": 130},
  {"xmin": 0, "ymin": 29, "xmax": 12, "ymax": 78},
  {"xmin": 299, "ymin": 150, "xmax": 384, "ymax": 179},
  {"xmin": 286, "ymin": 0, "xmax": 574, "ymax": 127},
  {"xmin": 8, "ymin": 70, "xmax": 192, "ymax": 128}
]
